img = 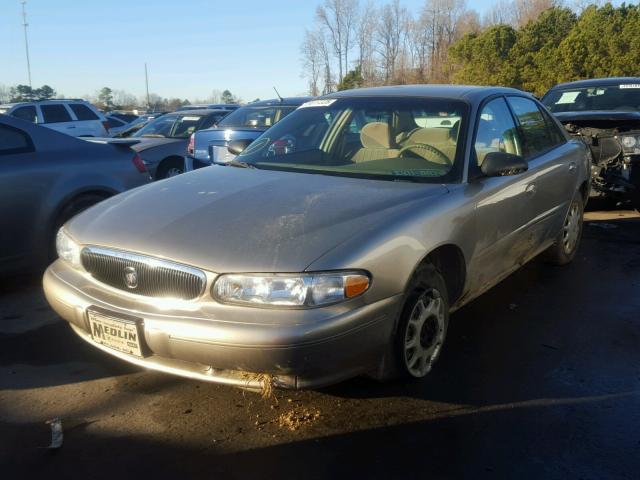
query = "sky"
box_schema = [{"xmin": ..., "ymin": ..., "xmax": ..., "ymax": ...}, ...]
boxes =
[{"xmin": 1, "ymin": 0, "xmax": 498, "ymax": 102}]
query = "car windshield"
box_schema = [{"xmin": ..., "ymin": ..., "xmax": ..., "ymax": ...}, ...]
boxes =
[
  {"xmin": 542, "ymin": 83, "xmax": 640, "ymax": 113},
  {"xmin": 217, "ymin": 105, "xmax": 298, "ymax": 128},
  {"xmin": 132, "ymin": 113, "xmax": 204, "ymax": 138},
  {"xmin": 235, "ymin": 97, "xmax": 467, "ymax": 183}
]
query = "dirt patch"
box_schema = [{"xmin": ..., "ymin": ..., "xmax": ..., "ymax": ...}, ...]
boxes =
[{"xmin": 277, "ymin": 407, "xmax": 321, "ymax": 431}]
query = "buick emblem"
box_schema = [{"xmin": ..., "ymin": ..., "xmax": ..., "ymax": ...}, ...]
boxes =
[{"xmin": 124, "ymin": 266, "xmax": 138, "ymax": 289}]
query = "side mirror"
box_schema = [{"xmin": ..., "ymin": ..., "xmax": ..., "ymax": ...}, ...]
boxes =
[
  {"xmin": 227, "ymin": 139, "xmax": 252, "ymax": 156},
  {"xmin": 481, "ymin": 152, "xmax": 528, "ymax": 177}
]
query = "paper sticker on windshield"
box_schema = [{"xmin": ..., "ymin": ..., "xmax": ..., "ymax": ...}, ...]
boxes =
[
  {"xmin": 180, "ymin": 116, "xmax": 200, "ymax": 121},
  {"xmin": 620, "ymin": 84, "xmax": 640, "ymax": 89},
  {"xmin": 392, "ymin": 169, "xmax": 444, "ymax": 177},
  {"xmin": 299, "ymin": 99, "xmax": 337, "ymax": 109},
  {"xmin": 556, "ymin": 91, "xmax": 580, "ymax": 104}
]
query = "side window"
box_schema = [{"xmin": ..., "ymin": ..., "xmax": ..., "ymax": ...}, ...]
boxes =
[
  {"xmin": 474, "ymin": 98, "xmax": 521, "ymax": 167},
  {"xmin": 11, "ymin": 106, "xmax": 38, "ymax": 123},
  {"xmin": 41, "ymin": 104, "xmax": 72, "ymax": 123},
  {"xmin": 507, "ymin": 97, "xmax": 560, "ymax": 158},
  {"xmin": 0, "ymin": 124, "xmax": 34, "ymax": 155},
  {"xmin": 540, "ymin": 107, "xmax": 566, "ymax": 146},
  {"xmin": 69, "ymin": 103, "xmax": 99, "ymax": 121},
  {"xmin": 107, "ymin": 117, "xmax": 125, "ymax": 128}
]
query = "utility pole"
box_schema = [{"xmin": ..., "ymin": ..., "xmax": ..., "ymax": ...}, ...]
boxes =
[
  {"xmin": 21, "ymin": 1, "xmax": 32, "ymax": 88},
  {"xmin": 144, "ymin": 63, "xmax": 150, "ymax": 111}
]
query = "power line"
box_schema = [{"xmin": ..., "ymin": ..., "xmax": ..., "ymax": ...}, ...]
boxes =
[{"xmin": 21, "ymin": 1, "xmax": 32, "ymax": 88}]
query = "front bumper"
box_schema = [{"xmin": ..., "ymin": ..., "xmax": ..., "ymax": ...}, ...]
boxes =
[{"xmin": 43, "ymin": 261, "xmax": 401, "ymax": 390}]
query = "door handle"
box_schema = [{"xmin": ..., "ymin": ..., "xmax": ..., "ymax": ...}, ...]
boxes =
[
  {"xmin": 568, "ymin": 162, "xmax": 576, "ymax": 172},
  {"xmin": 67, "ymin": 125, "xmax": 76, "ymax": 129},
  {"xmin": 525, "ymin": 184, "xmax": 537, "ymax": 196}
]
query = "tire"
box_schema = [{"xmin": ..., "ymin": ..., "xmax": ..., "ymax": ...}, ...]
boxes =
[
  {"xmin": 157, "ymin": 158, "xmax": 184, "ymax": 179},
  {"xmin": 389, "ymin": 263, "xmax": 450, "ymax": 380},
  {"xmin": 49, "ymin": 194, "xmax": 107, "ymax": 260},
  {"xmin": 543, "ymin": 191, "xmax": 584, "ymax": 266}
]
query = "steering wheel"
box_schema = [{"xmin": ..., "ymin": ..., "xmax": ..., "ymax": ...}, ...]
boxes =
[{"xmin": 398, "ymin": 143, "xmax": 451, "ymax": 166}]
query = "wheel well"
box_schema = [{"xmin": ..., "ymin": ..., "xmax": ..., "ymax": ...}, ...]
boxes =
[
  {"xmin": 53, "ymin": 190, "xmax": 113, "ymax": 227},
  {"xmin": 423, "ymin": 245, "xmax": 466, "ymax": 304},
  {"xmin": 579, "ymin": 180, "xmax": 589, "ymax": 204}
]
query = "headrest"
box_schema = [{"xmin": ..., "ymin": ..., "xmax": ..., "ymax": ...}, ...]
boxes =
[{"xmin": 360, "ymin": 122, "xmax": 393, "ymax": 149}]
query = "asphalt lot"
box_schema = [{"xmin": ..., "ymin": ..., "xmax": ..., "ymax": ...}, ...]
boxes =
[{"xmin": 1, "ymin": 208, "xmax": 639, "ymax": 479}]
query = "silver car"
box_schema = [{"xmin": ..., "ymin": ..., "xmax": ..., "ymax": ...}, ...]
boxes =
[{"xmin": 43, "ymin": 86, "xmax": 590, "ymax": 390}]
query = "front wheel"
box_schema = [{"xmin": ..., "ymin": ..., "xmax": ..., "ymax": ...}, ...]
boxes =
[
  {"xmin": 393, "ymin": 264, "xmax": 449, "ymax": 379},
  {"xmin": 543, "ymin": 191, "xmax": 584, "ymax": 265}
]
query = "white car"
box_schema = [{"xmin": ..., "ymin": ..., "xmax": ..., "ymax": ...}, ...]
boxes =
[{"xmin": 0, "ymin": 99, "xmax": 109, "ymax": 137}]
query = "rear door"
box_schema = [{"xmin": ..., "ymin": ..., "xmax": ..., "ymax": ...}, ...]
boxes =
[
  {"xmin": 68, "ymin": 103, "xmax": 106, "ymax": 136},
  {"xmin": 40, "ymin": 103, "xmax": 77, "ymax": 136},
  {"xmin": 0, "ymin": 122, "xmax": 41, "ymax": 264},
  {"xmin": 505, "ymin": 96, "xmax": 577, "ymax": 249}
]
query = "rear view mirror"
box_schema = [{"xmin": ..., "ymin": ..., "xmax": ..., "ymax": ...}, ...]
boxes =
[
  {"xmin": 481, "ymin": 152, "xmax": 528, "ymax": 177},
  {"xmin": 227, "ymin": 139, "xmax": 252, "ymax": 156}
]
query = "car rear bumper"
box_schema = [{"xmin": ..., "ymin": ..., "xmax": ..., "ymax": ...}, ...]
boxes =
[{"xmin": 43, "ymin": 261, "xmax": 402, "ymax": 390}]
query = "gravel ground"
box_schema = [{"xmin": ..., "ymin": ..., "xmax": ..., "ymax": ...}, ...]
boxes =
[{"xmin": 1, "ymin": 209, "xmax": 639, "ymax": 479}]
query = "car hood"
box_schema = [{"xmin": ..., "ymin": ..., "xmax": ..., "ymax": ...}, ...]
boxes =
[
  {"xmin": 67, "ymin": 167, "xmax": 448, "ymax": 273},
  {"xmin": 554, "ymin": 110, "xmax": 640, "ymax": 123},
  {"xmin": 131, "ymin": 137, "xmax": 183, "ymax": 152}
]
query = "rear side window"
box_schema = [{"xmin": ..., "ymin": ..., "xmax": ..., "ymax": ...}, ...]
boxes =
[
  {"xmin": 11, "ymin": 106, "xmax": 38, "ymax": 123},
  {"xmin": 107, "ymin": 117, "xmax": 125, "ymax": 128},
  {"xmin": 507, "ymin": 97, "xmax": 560, "ymax": 158},
  {"xmin": 70, "ymin": 103, "xmax": 99, "ymax": 121},
  {"xmin": 41, "ymin": 104, "xmax": 72, "ymax": 123},
  {"xmin": 0, "ymin": 124, "xmax": 33, "ymax": 155}
]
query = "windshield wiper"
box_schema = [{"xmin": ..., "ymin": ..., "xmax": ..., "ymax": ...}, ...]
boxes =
[
  {"xmin": 215, "ymin": 159, "xmax": 256, "ymax": 169},
  {"xmin": 140, "ymin": 134, "xmax": 166, "ymax": 138}
]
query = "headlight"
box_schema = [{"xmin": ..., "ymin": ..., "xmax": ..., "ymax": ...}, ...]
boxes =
[
  {"xmin": 55, "ymin": 228, "xmax": 82, "ymax": 268},
  {"xmin": 620, "ymin": 135, "xmax": 640, "ymax": 154},
  {"xmin": 212, "ymin": 271, "xmax": 370, "ymax": 308}
]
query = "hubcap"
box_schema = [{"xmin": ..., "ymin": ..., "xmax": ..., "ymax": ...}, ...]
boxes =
[
  {"xmin": 403, "ymin": 290, "xmax": 445, "ymax": 377},
  {"xmin": 563, "ymin": 200, "xmax": 581, "ymax": 254},
  {"xmin": 165, "ymin": 167, "xmax": 183, "ymax": 178}
]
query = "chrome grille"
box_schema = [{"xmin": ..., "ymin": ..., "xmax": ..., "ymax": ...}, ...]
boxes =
[{"xmin": 81, "ymin": 247, "xmax": 206, "ymax": 300}]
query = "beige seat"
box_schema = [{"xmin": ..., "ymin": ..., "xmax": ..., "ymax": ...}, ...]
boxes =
[{"xmin": 352, "ymin": 122, "xmax": 399, "ymax": 163}]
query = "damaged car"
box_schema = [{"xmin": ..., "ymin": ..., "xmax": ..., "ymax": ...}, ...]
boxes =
[
  {"xmin": 542, "ymin": 77, "xmax": 640, "ymax": 210},
  {"xmin": 44, "ymin": 86, "xmax": 590, "ymax": 390}
]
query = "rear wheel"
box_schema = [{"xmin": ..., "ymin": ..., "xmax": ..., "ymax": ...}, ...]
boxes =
[
  {"xmin": 543, "ymin": 191, "xmax": 584, "ymax": 265},
  {"xmin": 391, "ymin": 263, "xmax": 450, "ymax": 380},
  {"xmin": 157, "ymin": 158, "xmax": 184, "ymax": 179}
]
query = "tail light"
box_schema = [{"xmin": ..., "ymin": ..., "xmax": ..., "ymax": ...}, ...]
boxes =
[
  {"xmin": 187, "ymin": 133, "xmax": 195, "ymax": 155},
  {"xmin": 102, "ymin": 120, "xmax": 110, "ymax": 133},
  {"xmin": 132, "ymin": 154, "xmax": 147, "ymax": 173}
]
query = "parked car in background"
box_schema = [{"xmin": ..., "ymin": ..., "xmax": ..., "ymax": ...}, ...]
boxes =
[
  {"xmin": 0, "ymin": 115, "xmax": 150, "ymax": 274},
  {"xmin": 113, "ymin": 112, "xmax": 168, "ymax": 138},
  {"xmin": 185, "ymin": 97, "xmax": 311, "ymax": 171},
  {"xmin": 0, "ymin": 99, "xmax": 109, "ymax": 137},
  {"xmin": 542, "ymin": 77, "xmax": 640, "ymax": 210},
  {"xmin": 44, "ymin": 86, "xmax": 589, "ymax": 390},
  {"xmin": 105, "ymin": 114, "xmax": 138, "ymax": 136},
  {"xmin": 130, "ymin": 109, "xmax": 231, "ymax": 179},
  {"xmin": 176, "ymin": 103, "xmax": 240, "ymax": 112}
]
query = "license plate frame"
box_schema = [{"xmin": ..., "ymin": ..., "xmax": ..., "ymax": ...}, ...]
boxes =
[{"xmin": 87, "ymin": 307, "xmax": 146, "ymax": 358}]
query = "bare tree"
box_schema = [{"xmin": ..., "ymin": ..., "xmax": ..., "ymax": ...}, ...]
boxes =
[
  {"xmin": 0, "ymin": 84, "xmax": 10, "ymax": 104},
  {"xmin": 375, "ymin": 0, "xmax": 409, "ymax": 83},
  {"xmin": 512, "ymin": 0, "xmax": 556, "ymax": 26},
  {"xmin": 316, "ymin": 0, "xmax": 360, "ymax": 84},
  {"xmin": 301, "ymin": 29, "xmax": 324, "ymax": 96},
  {"xmin": 355, "ymin": 1, "xmax": 378, "ymax": 85}
]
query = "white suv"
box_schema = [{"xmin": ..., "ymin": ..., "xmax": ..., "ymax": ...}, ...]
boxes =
[{"xmin": 0, "ymin": 99, "xmax": 109, "ymax": 137}]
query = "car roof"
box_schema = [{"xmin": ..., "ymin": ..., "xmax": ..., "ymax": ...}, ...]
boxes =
[
  {"xmin": 325, "ymin": 85, "xmax": 527, "ymax": 102},
  {"xmin": 548, "ymin": 77, "xmax": 640, "ymax": 90},
  {"xmin": 244, "ymin": 97, "xmax": 315, "ymax": 107},
  {"xmin": 168, "ymin": 109, "xmax": 230, "ymax": 116}
]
